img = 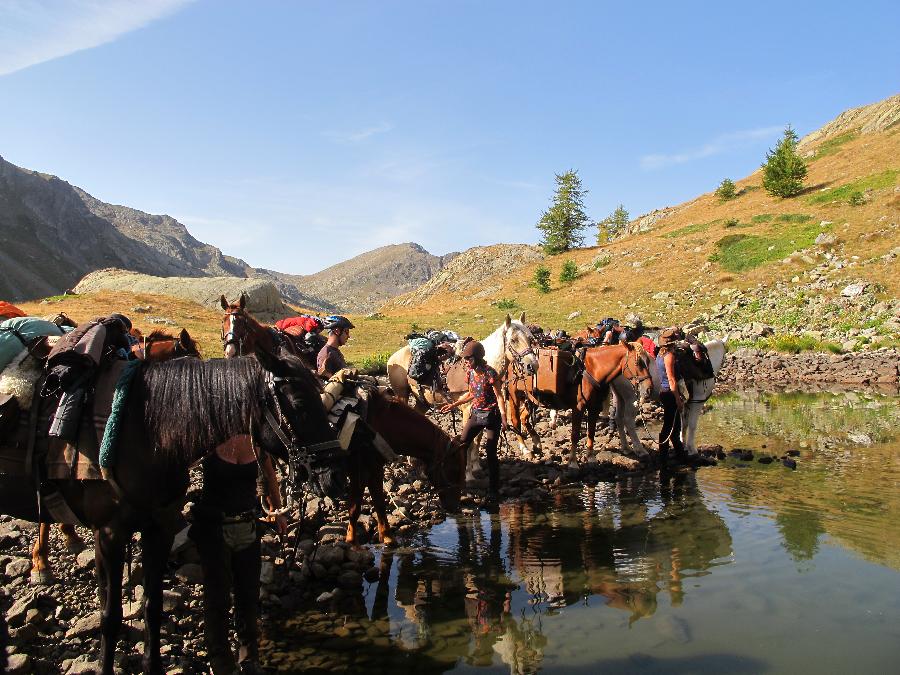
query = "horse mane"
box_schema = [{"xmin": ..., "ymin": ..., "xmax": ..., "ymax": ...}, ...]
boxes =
[
  {"xmin": 146, "ymin": 329, "xmax": 174, "ymax": 341},
  {"xmin": 141, "ymin": 357, "xmax": 267, "ymax": 462}
]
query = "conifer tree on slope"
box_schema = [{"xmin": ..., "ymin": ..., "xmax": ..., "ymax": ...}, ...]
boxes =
[
  {"xmin": 536, "ymin": 170, "xmax": 589, "ymax": 254},
  {"xmin": 762, "ymin": 126, "xmax": 808, "ymax": 198}
]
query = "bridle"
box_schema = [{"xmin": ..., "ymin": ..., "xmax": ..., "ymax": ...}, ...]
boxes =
[
  {"xmin": 503, "ymin": 325, "xmax": 537, "ymax": 382},
  {"xmin": 258, "ymin": 371, "xmax": 343, "ymax": 497},
  {"xmin": 222, "ymin": 309, "xmax": 249, "ymax": 356}
]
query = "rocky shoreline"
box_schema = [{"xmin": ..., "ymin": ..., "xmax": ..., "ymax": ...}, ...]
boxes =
[{"xmin": 719, "ymin": 347, "xmax": 899, "ymax": 388}]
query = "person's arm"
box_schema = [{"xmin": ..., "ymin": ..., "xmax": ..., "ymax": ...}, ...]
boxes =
[
  {"xmin": 664, "ymin": 352, "xmax": 684, "ymax": 409},
  {"xmin": 260, "ymin": 454, "xmax": 288, "ymax": 535},
  {"xmin": 440, "ymin": 391, "xmax": 473, "ymax": 413}
]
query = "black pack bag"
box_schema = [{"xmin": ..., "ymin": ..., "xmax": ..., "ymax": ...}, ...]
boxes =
[
  {"xmin": 673, "ymin": 342, "xmax": 714, "ymax": 381},
  {"xmin": 0, "ymin": 393, "xmax": 20, "ymax": 439}
]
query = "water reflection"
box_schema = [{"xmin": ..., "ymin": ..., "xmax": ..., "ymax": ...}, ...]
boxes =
[{"xmin": 264, "ymin": 391, "xmax": 900, "ymax": 673}]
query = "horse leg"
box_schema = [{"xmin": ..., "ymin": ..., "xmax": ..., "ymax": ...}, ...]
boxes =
[
  {"xmin": 345, "ymin": 458, "xmax": 364, "ymax": 544},
  {"xmin": 524, "ymin": 407, "xmax": 543, "ymax": 458},
  {"xmin": 31, "ymin": 523, "xmax": 54, "ymax": 585},
  {"xmin": 682, "ymin": 402, "xmax": 699, "ymax": 456},
  {"xmin": 586, "ymin": 406, "xmax": 597, "ymax": 457},
  {"xmin": 61, "ymin": 523, "xmax": 86, "ymax": 553},
  {"xmin": 612, "ymin": 376, "xmax": 648, "ymax": 459},
  {"xmin": 141, "ymin": 523, "xmax": 174, "ymax": 675},
  {"xmin": 548, "ymin": 409, "xmax": 558, "ymax": 430},
  {"xmin": 95, "ymin": 526, "xmax": 125, "ymax": 675},
  {"xmin": 370, "ymin": 469, "xmax": 394, "ymax": 546},
  {"xmin": 569, "ymin": 407, "xmax": 582, "ymax": 468}
]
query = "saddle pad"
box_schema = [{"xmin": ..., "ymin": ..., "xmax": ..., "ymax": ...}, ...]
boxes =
[
  {"xmin": 46, "ymin": 360, "xmax": 128, "ymax": 480},
  {"xmin": 0, "ymin": 349, "xmax": 43, "ymax": 410},
  {"xmin": 444, "ymin": 360, "xmax": 469, "ymax": 395}
]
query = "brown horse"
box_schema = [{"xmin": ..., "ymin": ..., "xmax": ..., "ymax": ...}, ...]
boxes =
[
  {"xmin": 345, "ymin": 391, "xmax": 466, "ymax": 545},
  {"xmin": 506, "ymin": 342, "xmax": 655, "ymax": 467},
  {"xmin": 220, "ymin": 294, "xmax": 319, "ymax": 369},
  {"xmin": 29, "ymin": 327, "xmax": 203, "ymax": 584}
]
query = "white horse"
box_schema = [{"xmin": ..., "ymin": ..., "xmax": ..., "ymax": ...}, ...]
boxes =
[
  {"xmin": 681, "ymin": 339, "xmax": 726, "ymax": 457},
  {"xmin": 387, "ymin": 313, "xmax": 539, "ymax": 480}
]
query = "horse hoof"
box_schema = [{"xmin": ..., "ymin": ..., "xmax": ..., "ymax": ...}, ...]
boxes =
[
  {"xmin": 30, "ymin": 569, "xmax": 54, "ymax": 585},
  {"xmin": 65, "ymin": 539, "xmax": 87, "ymax": 554}
]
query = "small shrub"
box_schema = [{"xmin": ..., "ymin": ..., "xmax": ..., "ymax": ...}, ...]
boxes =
[
  {"xmin": 724, "ymin": 218, "xmax": 740, "ymax": 228},
  {"xmin": 559, "ymin": 260, "xmax": 579, "ymax": 283},
  {"xmin": 493, "ymin": 298, "xmax": 518, "ymax": 310},
  {"xmin": 532, "ymin": 265, "xmax": 551, "ymax": 294},
  {"xmin": 409, "ymin": 322, "xmax": 421, "ymax": 334},
  {"xmin": 354, "ymin": 352, "xmax": 391, "ymax": 375},
  {"xmin": 592, "ymin": 254, "xmax": 611, "ymax": 270},
  {"xmin": 715, "ymin": 178, "xmax": 737, "ymax": 201},
  {"xmin": 848, "ymin": 191, "xmax": 865, "ymax": 206}
]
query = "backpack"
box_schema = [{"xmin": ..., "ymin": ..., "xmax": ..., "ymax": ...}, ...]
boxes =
[{"xmin": 672, "ymin": 340, "xmax": 714, "ymax": 381}]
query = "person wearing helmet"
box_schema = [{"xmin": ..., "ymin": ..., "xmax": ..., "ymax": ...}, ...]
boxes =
[
  {"xmin": 440, "ymin": 340, "xmax": 507, "ymax": 495},
  {"xmin": 317, "ymin": 315, "xmax": 355, "ymax": 378}
]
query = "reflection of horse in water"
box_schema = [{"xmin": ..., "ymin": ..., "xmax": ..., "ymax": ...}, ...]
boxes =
[{"xmin": 505, "ymin": 472, "xmax": 732, "ymax": 623}]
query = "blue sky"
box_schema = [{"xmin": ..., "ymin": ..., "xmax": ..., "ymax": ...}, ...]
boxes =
[{"xmin": 1, "ymin": 1, "xmax": 898, "ymax": 274}]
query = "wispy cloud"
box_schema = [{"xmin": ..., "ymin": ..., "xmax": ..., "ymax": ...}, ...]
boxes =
[
  {"xmin": 0, "ymin": 0, "xmax": 193, "ymax": 77},
  {"xmin": 639, "ymin": 126, "xmax": 783, "ymax": 170},
  {"xmin": 323, "ymin": 122, "xmax": 393, "ymax": 144}
]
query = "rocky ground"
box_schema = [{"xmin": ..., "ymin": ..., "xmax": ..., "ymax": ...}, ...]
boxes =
[{"xmin": 720, "ymin": 347, "xmax": 899, "ymax": 387}]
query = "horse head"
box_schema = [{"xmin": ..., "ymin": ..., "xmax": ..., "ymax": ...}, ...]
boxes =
[
  {"xmin": 144, "ymin": 329, "xmax": 202, "ymax": 362},
  {"xmin": 254, "ymin": 349, "xmax": 347, "ymax": 499},
  {"xmin": 220, "ymin": 294, "xmax": 257, "ymax": 358},
  {"xmin": 503, "ymin": 312, "xmax": 538, "ymax": 375},
  {"xmin": 429, "ymin": 435, "xmax": 466, "ymax": 513},
  {"xmin": 624, "ymin": 341, "xmax": 655, "ymax": 401}
]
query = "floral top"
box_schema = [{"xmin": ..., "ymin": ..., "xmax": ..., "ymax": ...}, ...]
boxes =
[{"xmin": 467, "ymin": 364, "xmax": 499, "ymax": 411}]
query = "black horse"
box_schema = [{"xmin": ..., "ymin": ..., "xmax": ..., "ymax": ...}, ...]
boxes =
[{"xmin": 0, "ymin": 350, "xmax": 345, "ymax": 674}]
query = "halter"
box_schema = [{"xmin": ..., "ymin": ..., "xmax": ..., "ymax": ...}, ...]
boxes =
[
  {"xmin": 503, "ymin": 324, "xmax": 536, "ymax": 379},
  {"xmin": 221, "ymin": 310, "xmax": 246, "ymax": 356},
  {"xmin": 622, "ymin": 344, "xmax": 652, "ymax": 389},
  {"xmin": 261, "ymin": 371, "xmax": 342, "ymax": 494}
]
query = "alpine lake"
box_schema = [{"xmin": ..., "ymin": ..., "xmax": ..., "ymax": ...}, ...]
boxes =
[{"xmin": 261, "ymin": 388, "xmax": 900, "ymax": 674}]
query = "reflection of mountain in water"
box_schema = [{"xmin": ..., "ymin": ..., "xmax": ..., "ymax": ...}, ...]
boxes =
[{"xmin": 700, "ymin": 391, "xmax": 900, "ymax": 570}]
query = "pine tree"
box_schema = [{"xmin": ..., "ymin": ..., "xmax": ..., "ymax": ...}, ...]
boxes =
[
  {"xmin": 597, "ymin": 204, "xmax": 629, "ymax": 243},
  {"xmin": 536, "ymin": 170, "xmax": 590, "ymax": 254},
  {"xmin": 762, "ymin": 126, "xmax": 808, "ymax": 198},
  {"xmin": 715, "ymin": 178, "xmax": 737, "ymax": 201}
]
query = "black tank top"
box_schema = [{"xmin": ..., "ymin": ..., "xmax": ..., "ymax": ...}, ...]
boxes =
[{"xmin": 200, "ymin": 454, "xmax": 259, "ymax": 516}]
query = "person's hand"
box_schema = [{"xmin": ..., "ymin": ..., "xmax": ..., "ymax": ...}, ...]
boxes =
[
  {"xmin": 674, "ymin": 392, "xmax": 685, "ymax": 410},
  {"xmin": 439, "ymin": 403, "xmax": 454, "ymax": 414},
  {"xmin": 273, "ymin": 513, "xmax": 288, "ymax": 536}
]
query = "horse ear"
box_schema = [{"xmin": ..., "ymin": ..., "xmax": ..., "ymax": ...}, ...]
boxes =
[
  {"xmin": 518, "ymin": 311, "xmax": 526, "ymax": 323},
  {"xmin": 505, "ymin": 314, "xmax": 512, "ymax": 328},
  {"xmin": 239, "ymin": 293, "xmax": 247, "ymax": 310},
  {"xmin": 220, "ymin": 295, "xmax": 228, "ymax": 310},
  {"xmin": 179, "ymin": 328, "xmax": 189, "ymax": 341}
]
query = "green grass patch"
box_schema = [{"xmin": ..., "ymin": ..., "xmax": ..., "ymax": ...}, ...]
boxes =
[
  {"xmin": 664, "ymin": 220, "xmax": 717, "ymax": 238},
  {"xmin": 492, "ymin": 298, "xmax": 518, "ymax": 310},
  {"xmin": 732, "ymin": 334, "xmax": 843, "ymax": 354},
  {"xmin": 708, "ymin": 221, "xmax": 831, "ymax": 272},
  {"xmin": 751, "ymin": 214, "xmax": 773, "ymax": 223},
  {"xmin": 775, "ymin": 213, "xmax": 812, "ymax": 223},
  {"xmin": 806, "ymin": 169, "xmax": 899, "ymax": 205},
  {"xmin": 812, "ymin": 131, "xmax": 859, "ymax": 159},
  {"xmin": 40, "ymin": 294, "xmax": 70, "ymax": 302}
]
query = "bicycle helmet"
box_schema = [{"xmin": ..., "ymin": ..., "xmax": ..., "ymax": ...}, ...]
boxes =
[{"xmin": 323, "ymin": 315, "xmax": 355, "ymax": 331}]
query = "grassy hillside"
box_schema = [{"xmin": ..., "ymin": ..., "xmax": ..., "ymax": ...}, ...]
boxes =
[{"xmin": 12, "ymin": 97, "xmax": 900, "ymax": 364}]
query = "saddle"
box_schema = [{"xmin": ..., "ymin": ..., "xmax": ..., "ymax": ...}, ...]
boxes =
[{"xmin": 320, "ymin": 372, "xmax": 397, "ymax": 462}]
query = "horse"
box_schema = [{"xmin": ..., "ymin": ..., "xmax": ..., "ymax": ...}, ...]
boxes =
[
  {"xmin": 29, "ymin": 327, "xmax": 203, "ymax": 585},
  {"xmin": 506, "ymin": 342, "xmax": 655, "ymax": 467},
  {"xmin": 386, "ymin": 312, "xmax": 539, "ymax": 411},
  {"xmin": 218, "ymin": 301, "xmax": 468, "ymax": 543},
  {"xmin": 679, "ymin": 339, "xmax": 726, "ymax": 457},
  {"xmin": 0, "ymin": 350, "xmax": 344, "ymax": 674},
  {"xmin": 345, "ymin": 391, "xmax": 467, "ymax": 545},
  {"xmin": 220, "ymin": 293, "xmax": 319, "ymax": 369},
  {"xmin": 387, "ymin": 313, "xmax": 539, "ymax": 480}
]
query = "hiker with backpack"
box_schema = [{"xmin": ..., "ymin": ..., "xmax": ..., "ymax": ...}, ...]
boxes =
[
  {"xmin": 439, "ymin": 340, "xmax": 507, "ymax": 496},
  {"xmin": 656, "ymin": 328, "xmax": 686, "ymax": 460}
]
